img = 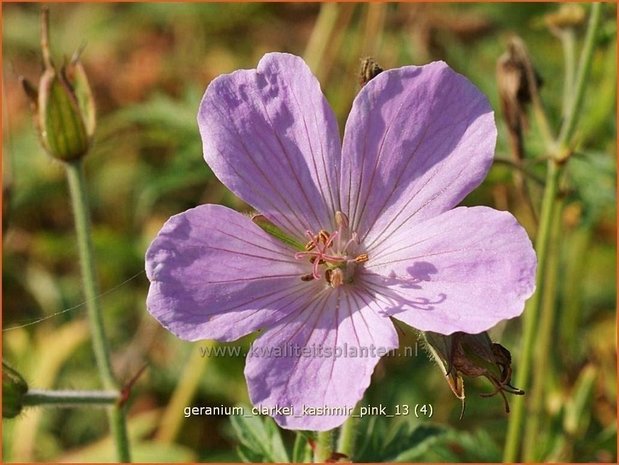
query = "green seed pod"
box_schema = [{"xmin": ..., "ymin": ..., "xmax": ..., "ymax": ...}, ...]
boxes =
[{"xmin": 2, "ymin": 362, "xmax": 28, "ymax": 419}]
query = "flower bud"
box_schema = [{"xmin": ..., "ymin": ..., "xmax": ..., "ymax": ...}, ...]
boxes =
[
  {"xmin": 37, "ymin": 66, "xmax": 92, "ymax": 161},
  {"xmin": 22, "ymin": 8, "xmax": 96, "ymax": 162},
  {"xmin": 2, "ymin": 362, "xmax": 28, "ymax": 418}
]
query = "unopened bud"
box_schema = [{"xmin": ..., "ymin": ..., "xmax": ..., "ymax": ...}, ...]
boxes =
[
  {"xmin": 38, "ymin": 67, "xmax": 91, "ymax": 161},
  {"xmin": 22, "ymin": 7, "xmax": 96, "ymax": 162},
  {"xmin": 2, "ymin": 362, "xmax": 28, "ymax": 418}
]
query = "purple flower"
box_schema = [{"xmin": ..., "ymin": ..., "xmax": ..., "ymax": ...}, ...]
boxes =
[{"xmin": 145, "ymin": 53, "xmax": 536, "ymax": 431}]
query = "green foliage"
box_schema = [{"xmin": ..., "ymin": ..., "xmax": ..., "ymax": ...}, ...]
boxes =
[
  {"xmin": 355, "ymin": 418, "xmax": 446, "ymax": 462},
  {"xmin": 230, "ymin": 411, "xmax": 289, "ymax": 463}
]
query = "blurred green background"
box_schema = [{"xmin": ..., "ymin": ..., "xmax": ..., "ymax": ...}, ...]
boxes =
[{"xmin": 2, "ymin": 2, "xmax": 616, "ymax": 463}]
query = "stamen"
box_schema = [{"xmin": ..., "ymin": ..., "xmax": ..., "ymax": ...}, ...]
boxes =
[
  {"xmin": 293, "ymin": 214, "xmax": 368, "ymax": 287},
  {"xmin": 318, "ymin": 230, "xmax": 330, "ymax": 244}
]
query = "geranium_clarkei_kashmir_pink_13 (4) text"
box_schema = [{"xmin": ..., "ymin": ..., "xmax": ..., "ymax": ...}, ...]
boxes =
[{"xmin": 145, "ymin": 52, "xmax": 537, "ymax": 431}]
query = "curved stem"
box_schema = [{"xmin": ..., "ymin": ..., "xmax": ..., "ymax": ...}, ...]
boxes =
[
  {"xmin": 314, "ymin": 430, "xmax": 333, "ymax": 462},
  {"xmin": 23, "ymin": 389, "xmax": 118, "ymax": 407},
  {"xmin": 65, "ymin": 159, "xmax": 131, "ymax": 462}
]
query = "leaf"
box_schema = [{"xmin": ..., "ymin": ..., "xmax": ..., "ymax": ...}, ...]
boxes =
[
  {"xmin": 263, "ymin": 417, "xmax": 290, "ymax": 462},
  {"xmin": 417, "ymin": 428, "xmax": 503, "ymax": 462},
  {"xmin": 392, "ymin": 424, "xmax": 448, "ymax": 461},
  {"xmin": 230, "ymin": 409, "xmax": 289, "ymax": 463},
  {"xmin": 355, "ymin": 417, "xmax": 446, "ymax": 462}
]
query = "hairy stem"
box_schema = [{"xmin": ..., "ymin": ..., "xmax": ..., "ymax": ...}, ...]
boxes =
[
  {"xmin": 65, "ymin": 159, "xmax": 131, "ymax": 462},
  {"xmin": 23, "ymin": 389, "xmax": 118, "ymax": 407}
]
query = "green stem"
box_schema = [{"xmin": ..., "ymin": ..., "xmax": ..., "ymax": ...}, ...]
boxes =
[
  {"xmin": 503, "ymin": 160, "xmax": 560, "ymax": 462},
  {"xmin": 337, "ymin": 415, "xmax": 357, "ymax": 459},
  {"xmin": 65, "ymin": 159, "xmax": 131, "ymax": 462},
  {"xmin": 23, "ymin": 389, "xmax": 118, "ymax": 407},
  {"xmin": 558, "ymin": 2, "xmax": 602, "ymax": 148},
  {"xmin": 314, "ymin": 430, "xmax": 333, "ymax": 462},
  {"xmin": 504, "ymin": 5, "xmax": 603, "ymax": 461},
  {"xmin": 560, "ymin": 28, "xmax": 577, "ymax": 119},
  {"xmin": 523, "ymin": 198, "xmax": 563, "ymax": 461}
]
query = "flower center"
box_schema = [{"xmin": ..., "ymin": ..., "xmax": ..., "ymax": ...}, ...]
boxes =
[{"xmin": 294, "ymin": 211, "xmax": 368, "ymax": 288}]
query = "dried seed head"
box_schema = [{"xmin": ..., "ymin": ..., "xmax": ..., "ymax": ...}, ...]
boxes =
[
  {"xmin": 496, "ymin": 36, "xmax": 543, "ymax": 160},
  {"xmin": 424, "ymin": 331, "xmax": 524, "ymax": 416}
]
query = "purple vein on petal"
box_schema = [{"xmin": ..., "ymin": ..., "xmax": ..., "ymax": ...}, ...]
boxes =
[
  {"xmin": 358, "ymin": 81, "xmax": 463, "ymax": 246},
  {"xmin": 253, "ymin": 91, "xmax": 325, "ymax": 229},
  {"xmin": 351, "ymin": 79, "xmax": 415, "ymax": 236},
  {"xmin": 287, "ymin": 83, "xmax": 340, "ymax": 222},
  {"xmin": 207, "ymin": 97, "xmax": 310, "ymax": 237}
]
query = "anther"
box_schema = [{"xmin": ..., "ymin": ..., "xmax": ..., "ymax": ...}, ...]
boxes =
[
  {"xmin": 354, "ymin": 253, "xmax": 369, "ymax": 263},
  {"xmin": 301, "ymin": 274, "xmax": 315, "ymax": 282},
  {"xmin": 318, "ymin": 230, "xmax": 330, "ymax": 244}
]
